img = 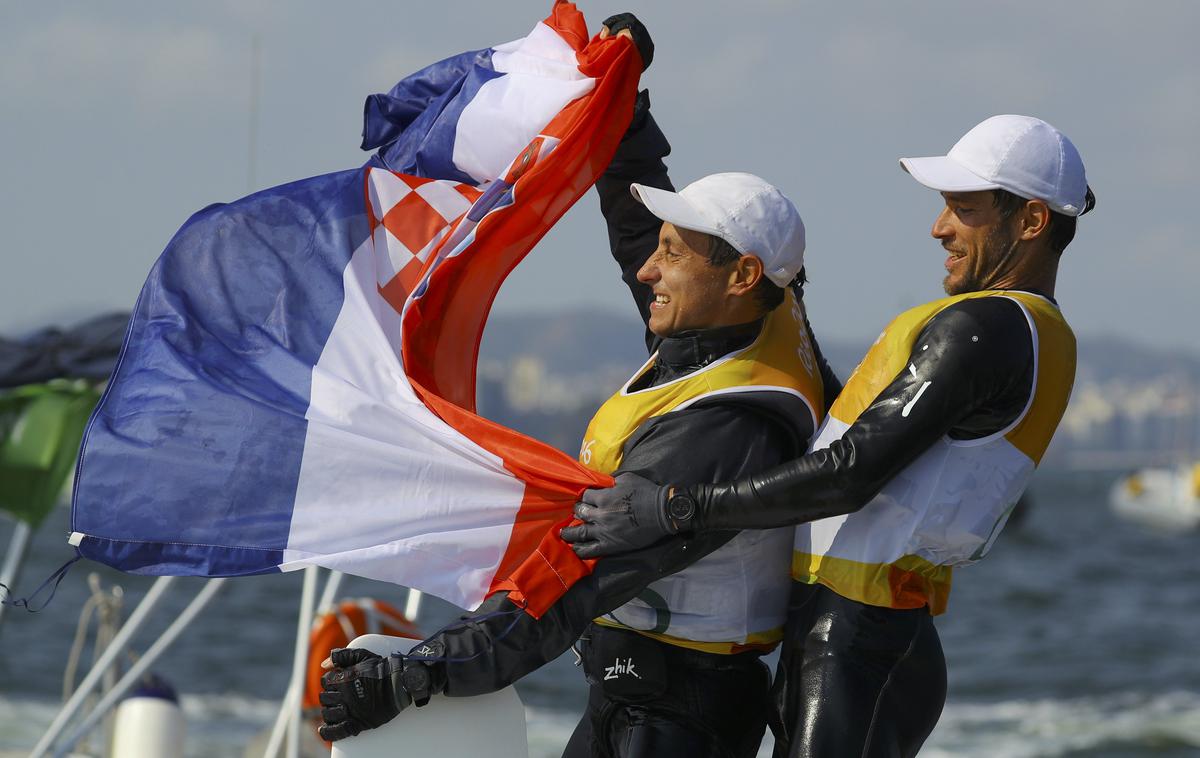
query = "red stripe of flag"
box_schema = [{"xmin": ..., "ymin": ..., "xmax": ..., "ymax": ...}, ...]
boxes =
[{"xmin": 401, "ymin": 24, "xmax": 641, "ymax": 616}]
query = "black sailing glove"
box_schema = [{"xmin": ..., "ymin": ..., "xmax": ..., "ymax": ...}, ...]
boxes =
[
  {"xmin": 318, "ymin": 648, "xmax": 412, "ymax": 741},
  {"xmin": 561, "ymin": 471, "xmax": 677, "ymax": 559},
  {"xmin": 602, "ymin": 13, "xmax": 654, "ymax": 70}
]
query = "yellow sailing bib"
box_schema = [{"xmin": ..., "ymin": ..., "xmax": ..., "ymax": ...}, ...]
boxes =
[
  {"xmin": 582, "ymin": 291, "xmax": 824, "ymax": 652},
  {"xmin": 794, "ymin": 290, "xmax": 1075, "ymax": 615}
]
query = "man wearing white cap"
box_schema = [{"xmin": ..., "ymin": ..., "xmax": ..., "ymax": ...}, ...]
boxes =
[
  {"xmin": 318, "ymin": 15, "xmax": 840, "ymax": 757},
  {"xmin": 566, "ymin": 114, "xmax": 1094, "ymax": 757}
]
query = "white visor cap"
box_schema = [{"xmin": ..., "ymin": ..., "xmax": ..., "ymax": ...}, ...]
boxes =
[
  {"xmin": 630, "ymin": 172, "xmax": 805, "ymax": 287},
  {"xmin": 900, "ymin": 115, "xmax": 1089, "ymax": 216}
]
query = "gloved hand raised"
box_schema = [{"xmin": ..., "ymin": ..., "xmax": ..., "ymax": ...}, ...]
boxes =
[
  {"xmin": 318, "ymin": 648, "xmax": 412, "ymax": 741},
  {"xmin": 561, "ymin": 471, "xmax": 683, "ymax": 559},
  {"xmin": 601, "ymin": 12, "xmax": 654, "ymax": 70}
]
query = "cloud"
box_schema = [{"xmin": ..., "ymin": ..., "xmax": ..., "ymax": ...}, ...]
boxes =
[
  {"xmin": 814, "ymin": 23, "xmax": 1057, "ymax": 117},
  {"xmin": 670, "ymin": 32, "xmax": 773, "ymax": 104},
  {"xmin": 0, "ymin": 13, "xmax": 244, "ymax": 116},
  {"xmin": 1142, "ymin": 73, "xmax": 1200, "ymax": 185},
  {"xmin": 360, "ymin": 46, "xmax": 450, "ymax": 98},
  {"xmin": 1129, "ymin": 224, "xmax": 1196, "ymax": 269}
]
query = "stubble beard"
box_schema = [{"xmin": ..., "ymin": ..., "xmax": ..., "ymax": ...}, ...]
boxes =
[
  {"xmin": 943, "ymin": 223, "xmax": 1021, "ymax": 296},
  {"xmin": 942, "ymin": 272, "xmax": 960, "ymax": 296}
]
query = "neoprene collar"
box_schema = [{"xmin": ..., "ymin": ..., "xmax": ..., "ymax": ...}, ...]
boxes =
[{"xmin": 635, "ymin": 319, "xmax": 764, "ymax": 389}]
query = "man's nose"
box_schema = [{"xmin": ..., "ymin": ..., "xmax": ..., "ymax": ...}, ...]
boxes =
[
  {"xmin": 931, "ymin": 207, "xmax": 953, "ymax": 239},
  {"xmin": 636, "ymin": 257, "xmax": 659, "ymax": 283}
]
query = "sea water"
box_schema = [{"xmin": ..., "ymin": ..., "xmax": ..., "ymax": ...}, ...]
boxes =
[{"xmin": 2, "ymin": 469, "xmax": 1198, "ymax": 757}]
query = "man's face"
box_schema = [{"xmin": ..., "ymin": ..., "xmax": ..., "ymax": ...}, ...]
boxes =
[
  {"xmin": 637, "ymin": 223, "xmax": 734, "ymax": 337},
  {"xmin": 932, "ymin": 191, "xmax": 1021, "ymax": 295}
]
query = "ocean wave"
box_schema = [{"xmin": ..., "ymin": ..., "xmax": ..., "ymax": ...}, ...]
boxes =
[
  {"xmin": 924, "ymin": 690, "xmax": 1200, "ymax": 757},
  {"xmin": 2, "ymin": 689, "xmax": 1198, "ymax": 757}
]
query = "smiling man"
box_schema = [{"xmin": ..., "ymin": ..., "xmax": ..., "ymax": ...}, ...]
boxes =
[
  {"xmin": 567, "ymin": 114, "xmax": 1094, "ymax": 757},
  {"xmin": 317, "ymin": 15, "xmax": 842, "ymax": 758},
  {"xmin": 321, "ymin": 167, "xmax": 829, "ymax": 758}
]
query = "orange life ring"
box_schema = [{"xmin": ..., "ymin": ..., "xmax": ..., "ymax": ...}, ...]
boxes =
[{"xmin": 303, "ymin": 598, "xmax": 423, "ymax": 712}]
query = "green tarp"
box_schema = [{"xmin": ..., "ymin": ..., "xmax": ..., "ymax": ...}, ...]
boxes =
[{"xmin": 0, "ymin": 380, "xmax": 100, "ymax": 527}]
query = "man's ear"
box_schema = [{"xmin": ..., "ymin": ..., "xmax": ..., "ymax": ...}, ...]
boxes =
[
  {"xmin": 729, "ymin": 255, "xmax": 765, "ymax": 296},
  {"xmin": 1019, "ymin": 199, "xmax": 1051, "ymax": 241}
]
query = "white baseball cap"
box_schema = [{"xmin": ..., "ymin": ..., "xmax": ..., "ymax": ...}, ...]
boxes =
[
  {"xmin": 629, "ymin": 172, "xmax": 806, "ymax": 287},
  {"xmin": 900, "ymin": 115, "xmax": 1092, "ymax": 217}
]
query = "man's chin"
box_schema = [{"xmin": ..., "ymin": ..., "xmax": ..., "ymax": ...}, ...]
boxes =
[
  {"xmin": 646, "ymin": 314, "xmax": 671, "ymax": 338},
  {"xmin": 942, "ymin": 275, "xmax": 970, "ymax": 296}
]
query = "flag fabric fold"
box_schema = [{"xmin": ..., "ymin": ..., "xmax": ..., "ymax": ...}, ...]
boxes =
[{"xmin": 70, "ymin": 2, "xmax": 639, "ymax": 615}]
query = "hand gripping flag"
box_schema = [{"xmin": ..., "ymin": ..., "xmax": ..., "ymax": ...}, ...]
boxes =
[{"xmin": 69, "ymin": 3, "xmax": 640, "ymax": 616}]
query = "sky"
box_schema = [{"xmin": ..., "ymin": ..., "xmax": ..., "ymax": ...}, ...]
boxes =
[{"xmin": 2, "ymin": 1, "xmax": 1197, "ymax": 351}]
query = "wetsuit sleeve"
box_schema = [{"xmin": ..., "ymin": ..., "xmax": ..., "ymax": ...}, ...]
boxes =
[
  {"xmin": 805, "ymin": 311, "xmax": 842, "ymax": 412},
  {"xmin": 601, "ymin": 400, "xmax": 809, "ymax": 580},
  {"xmin": 424, "ymin": 401, "xmax": 802, "ymax": 697},
  {"xmin": 691, "ymin": 296, "xmax": 1034, "ymax": 531},
  {"xmin": 594, "ymin": 91, "xmax": 674, "ymax": 351}
]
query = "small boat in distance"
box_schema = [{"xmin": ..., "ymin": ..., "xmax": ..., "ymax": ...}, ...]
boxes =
[{"xmin": 1110, "ymin": 462, "xmax": 1200, "ymax": 530}]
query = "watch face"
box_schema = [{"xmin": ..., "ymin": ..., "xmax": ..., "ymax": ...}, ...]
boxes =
[
  {"xmin": 668, "ymin": 493, "xmax": 695, "ymax": 521},
  {"xmin": 403, "ymin": 665, "xmax": 431, "ymax": 692}
]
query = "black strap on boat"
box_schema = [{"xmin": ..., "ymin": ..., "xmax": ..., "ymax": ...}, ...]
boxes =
[{"xmin": 0, "ymin": 554, "xmax": 81, "ymax": 612}]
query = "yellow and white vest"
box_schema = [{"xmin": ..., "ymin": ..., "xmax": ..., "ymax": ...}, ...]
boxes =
[
  {"xmin": 794, "ymin": 290, "xmax": 1075, "ymax": 615},
  {"xmin": 580, "ymin": 292, "xmax": 825, "ymax": 653}
]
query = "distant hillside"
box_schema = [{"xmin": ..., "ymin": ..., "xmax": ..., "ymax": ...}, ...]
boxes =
[
  {"xmin": 483, "ymin": 309, "xmax": 870, "ymax": 379},
  {"xmin": 478, "ymin": 308, "xmax": 1200, "ymax": 465},
  {"xmin": 485, "ymin": 308, "xmax": 1200, "ymax": 387},
  {"xmin": 481, "ymin": 308, "xmax": 648, "ymax": 375},
  {"xmin": 1074, "ymin": 334, "xmax": 1200, "ymax": 384}
]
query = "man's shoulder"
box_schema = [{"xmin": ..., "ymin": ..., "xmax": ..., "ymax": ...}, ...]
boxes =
[
  {"xmin": 907, "ymin": 294, "xmax": 1036, "ymax": 410},
  {"xmin": 646, "ymin": 388, "xmax": 809, "ymax": 441},
  {"xmin": 921, "ymin": 294, "xmax": 1035, "ymax": 367},
  {"xmin": 687, "ymin": 389, "xmax": 814, "ymax": 435},
  {"xmin": 618, "ymin": 391, "xmax": 806, "ymax": 486},
  {"xmin": 933, "ymin": 293, "xmax": 1032, "ymax": 334}
]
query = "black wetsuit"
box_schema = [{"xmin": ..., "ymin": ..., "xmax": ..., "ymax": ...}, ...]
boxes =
[
  {"xmin": 685, "ymin": 290, "xmax": 1041, "ymax": 757},
  {"xmin": 399, "ymin": 101, "xmax": 837, "ymax": 757}
]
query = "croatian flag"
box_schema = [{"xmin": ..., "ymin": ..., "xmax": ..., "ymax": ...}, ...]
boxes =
[{"xmin": 70, "ymin": 3, "xmax": 640, "ymax": 616}]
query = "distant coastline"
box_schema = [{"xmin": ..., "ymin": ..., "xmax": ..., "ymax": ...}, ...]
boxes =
[{"xmin": 480, "ymin": 308, "xmax": 1200, "ymax": 469}]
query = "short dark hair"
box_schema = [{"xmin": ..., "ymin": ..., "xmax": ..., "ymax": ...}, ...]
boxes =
[
  {"xmin": 991, "ymin": 189, "xmax": 1078, "ymax": 254},
  {"xmin": 705, "ymin": 235, "xmax": 786, "ymax": 311}
]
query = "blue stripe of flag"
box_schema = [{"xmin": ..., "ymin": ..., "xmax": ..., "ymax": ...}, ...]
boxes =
[
  {"xmin": 72, "ymin": 168, "xmax": 369, "ymax": 575},
  {"xmin": 362, "ymin": 48, "xmax": 501, "ymax": 184}
]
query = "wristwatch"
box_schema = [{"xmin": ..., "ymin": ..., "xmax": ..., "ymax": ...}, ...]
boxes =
[
  {"xmin": 402, "ymin": 663, "xmax": 433, "ymax": 707},
  {"xmin": 665, "ymin": 486, "xmax": 697, "ymax": 533},
  {"xmin": 399, "ymin": 640, "xmax": 444, "ymax": 707}
]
